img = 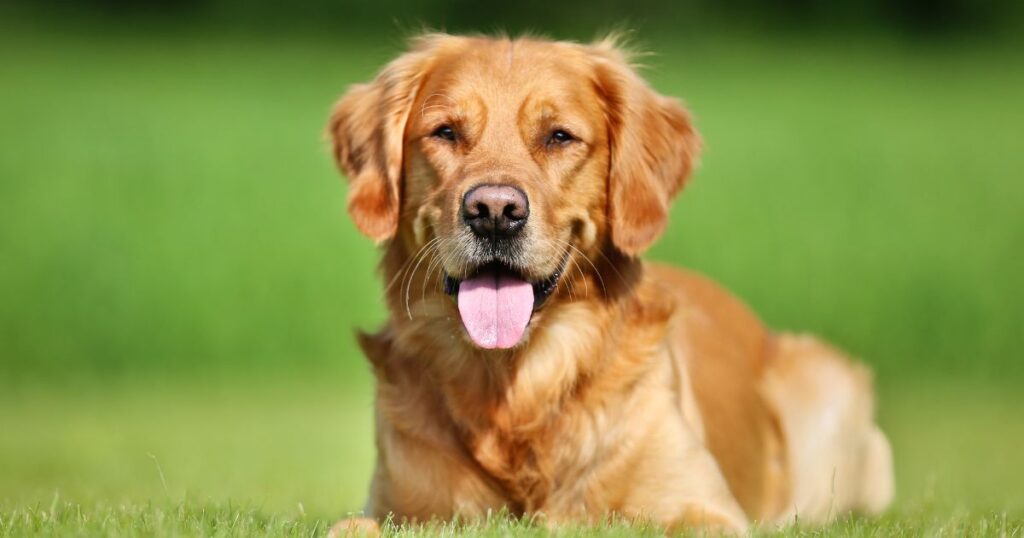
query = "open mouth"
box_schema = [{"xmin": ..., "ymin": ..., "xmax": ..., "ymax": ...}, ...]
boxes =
[{"xmin": 443, "ymin": 256, "xmax": 567, "ymax": 350}]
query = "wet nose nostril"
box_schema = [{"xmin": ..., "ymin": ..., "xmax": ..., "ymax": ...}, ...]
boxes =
[
  {"xmin": 502, "ymin": 202, "xmax": 517, "ymax": 218},
  {"xmin": 475, "ymin": 202, "xmax": 490, "ymax": 219}
]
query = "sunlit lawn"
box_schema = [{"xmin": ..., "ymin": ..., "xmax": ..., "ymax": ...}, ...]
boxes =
[{"xmin": 1, "ymin": 381, "xmax": 1023, "ymax": 536}]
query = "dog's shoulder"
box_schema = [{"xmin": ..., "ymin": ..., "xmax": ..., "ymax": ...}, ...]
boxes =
[
  {"xmin": 646, "ymin": 263, "xmax": 768, "ymax": 363},
  {"xmin": 645, "ymin": 262, "xmax": 787, "ymax": 520}
]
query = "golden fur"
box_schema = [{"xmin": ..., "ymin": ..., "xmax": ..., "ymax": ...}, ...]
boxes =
[{"xmin": 326, "ymin": 34, "xmax": 894, "ymax": 534}]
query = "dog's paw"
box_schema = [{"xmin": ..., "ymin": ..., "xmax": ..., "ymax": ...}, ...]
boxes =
[
  {"xmin": 672, "ymin": 504, "xmax": 749, "ymax": 534},
  {"xmin": 326, "ymin": 517, "xmax": 379, "ymax": 538}
]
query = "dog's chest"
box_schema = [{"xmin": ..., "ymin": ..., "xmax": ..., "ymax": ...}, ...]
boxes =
[
  {"xmin": 460, "ymin": 401, "xmax": 613, "ymax": 516},
  {"xmin": 467, "ymin": 428, "xmax": 549, "ymax": 513}
]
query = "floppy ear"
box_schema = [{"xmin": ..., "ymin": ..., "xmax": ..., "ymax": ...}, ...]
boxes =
[
  {"xmin": 589, "ymin": 42, "xmax": 702, "ymax": 256},
  {"xmin": 328, "ymin": 37, "xmax": 440, "ymax": 242}
]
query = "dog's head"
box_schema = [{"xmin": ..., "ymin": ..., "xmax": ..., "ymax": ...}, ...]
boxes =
[{"xmin": 329, "ymin": 34, "xmax": 699, "ymax": 350}]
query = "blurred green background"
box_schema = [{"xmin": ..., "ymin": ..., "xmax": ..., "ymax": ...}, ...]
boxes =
[{"xmin": 1, "ymin": 0, "xmax": 1023, "ymax": 534}]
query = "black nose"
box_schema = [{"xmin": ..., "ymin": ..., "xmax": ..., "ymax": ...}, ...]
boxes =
[{"xmin": 462, "ymin": 184, "xmax": 529, "ymax": 238}]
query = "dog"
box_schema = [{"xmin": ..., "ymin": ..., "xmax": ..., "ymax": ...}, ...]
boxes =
[{"xmin": 325, "ymin": 33, "xmax": 894, "ymax": 535}]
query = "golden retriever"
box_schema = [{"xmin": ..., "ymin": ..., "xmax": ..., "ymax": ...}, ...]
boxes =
[{"xmin": 325, "ymin": 33, "xmax": 894, "ymax": 534}]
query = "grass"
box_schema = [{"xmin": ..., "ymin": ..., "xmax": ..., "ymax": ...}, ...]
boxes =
[
  {"xmin": 1, "ymin": 19, "xmax": 1023, "ymax": 538},
  {"xmin": 1, "ymin": 382, "xmax": 1023, "ymax": 536},
  {"xmin": 3, "ymin": 504, "xmax": 1021, "ymax": 538}
]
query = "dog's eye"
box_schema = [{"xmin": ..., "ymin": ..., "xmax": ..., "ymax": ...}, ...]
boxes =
[
  {"xmin": 546, "ymin": 129, "xmax": 576, "ymax": 147},
  {"xmin": 431, "ymin": 125, "xmax": 457, "ymax": 142}
]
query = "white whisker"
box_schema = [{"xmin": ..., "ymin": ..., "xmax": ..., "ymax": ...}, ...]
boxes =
[
  {"xmin": 383, "ymin": 237, "xmax": 441, "ymax": 299},
  {"xmin": 403, "ymin": 239, "xmax": 444, "ymax": 320}
]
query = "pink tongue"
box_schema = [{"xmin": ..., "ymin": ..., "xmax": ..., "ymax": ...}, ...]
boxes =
[{"xmin": 457, "ymin": 271, "xmax": 534, "ymax": 349}]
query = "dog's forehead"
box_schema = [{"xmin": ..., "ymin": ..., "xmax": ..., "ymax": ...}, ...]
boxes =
[{"xmin": 424, "ymin": 39, "xmax": 593, "ymax": 107}]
